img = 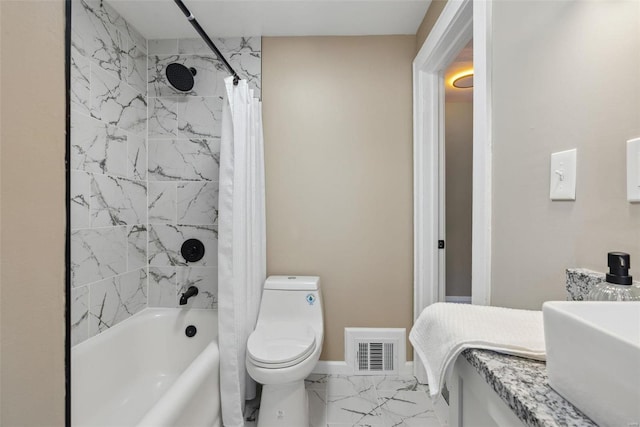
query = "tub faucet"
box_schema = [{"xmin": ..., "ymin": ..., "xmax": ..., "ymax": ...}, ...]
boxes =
[{"xmin": 179, "ymin": 286, "xmax": 199, "ymax": 305}]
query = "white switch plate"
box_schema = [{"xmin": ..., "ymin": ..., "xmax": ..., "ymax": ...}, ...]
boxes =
[
  {"xmin": 627, "ymin": 137, "xmax": 640, "ymax": 202},
  {"xmin": 550, "ymin": 149, "xmax": 577, "ymax": 201}
]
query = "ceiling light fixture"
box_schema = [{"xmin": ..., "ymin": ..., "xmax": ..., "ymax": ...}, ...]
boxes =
[{"xmin": 451, "ymin": 71, "xmax": 474, "ymax": 89}]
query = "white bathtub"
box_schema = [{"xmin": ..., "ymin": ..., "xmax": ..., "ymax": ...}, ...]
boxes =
[{"xmin": 72, "ymin": 308, "xmax": 221, "ymax": 427}]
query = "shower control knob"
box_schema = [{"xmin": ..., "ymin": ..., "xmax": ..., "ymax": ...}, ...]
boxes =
[{"xmin": 181, "ymin": 239, "xmax": 205, "ymax": 263}]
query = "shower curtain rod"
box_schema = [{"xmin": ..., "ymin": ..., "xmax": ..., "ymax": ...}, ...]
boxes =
[{"xmin": 173, "ymin": 0, "xmax": 240, "ymax": 85}]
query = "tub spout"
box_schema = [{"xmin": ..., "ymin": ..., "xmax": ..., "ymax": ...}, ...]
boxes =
[{"xmin": 179, "ymin": 286, "xmax": 199, "ymax": 305}]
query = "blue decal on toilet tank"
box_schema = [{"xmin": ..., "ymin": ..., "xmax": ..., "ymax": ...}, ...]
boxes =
[{"xmin": 306, "ymin": 294, "xmax": 316, "ymax": 305}]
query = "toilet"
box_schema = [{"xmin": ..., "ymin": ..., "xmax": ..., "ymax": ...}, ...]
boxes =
[{"xmin": 246, "ymin": 276, "xmax": 324, "ymax": 427}]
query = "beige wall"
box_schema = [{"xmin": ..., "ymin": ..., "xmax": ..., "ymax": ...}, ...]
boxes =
[
  {"xmin": 491, "ymin": 0, "xmax": 640, "ymax": 309},
  {"xmin": 0, "ymin": 1, "xmax": 67, "ymax": 425},
  {"xmin": 0, "ymin": 2, "xmax": 3, "ymax": 418},
  {"xmin": 416, "ymin": 0, "xmax": 448, "ymax": 51},
  {"xmin": 445, "ymin": 101, "xmax": 473, "ymax": 297},
  {"xmin": 262, "ymin": 36, "xmax": 415, "ymax": 361}
]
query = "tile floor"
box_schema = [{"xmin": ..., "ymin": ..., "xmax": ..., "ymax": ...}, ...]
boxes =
[{"xmin": 245, "ymin": 374, "xmax": 444, "ymax": 427}]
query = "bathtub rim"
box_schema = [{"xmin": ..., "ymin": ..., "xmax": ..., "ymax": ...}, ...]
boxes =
[{"xmin": 72, "ymin": 307, "xmax": 218, "ymax": 352}]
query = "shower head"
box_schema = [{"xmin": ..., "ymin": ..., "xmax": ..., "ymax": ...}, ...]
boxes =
[{"xmin": 166, "ymin": 63, "xmax": 197, "ymax": 92}]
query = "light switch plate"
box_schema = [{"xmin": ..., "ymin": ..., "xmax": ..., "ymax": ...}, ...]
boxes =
[
  {"xmin": 627, "ymin": 137, "xmax": 640, "ymax": 202},
  {"xmin": 550, "ymin": 149, "xmax": 577, "ymax": 201}
]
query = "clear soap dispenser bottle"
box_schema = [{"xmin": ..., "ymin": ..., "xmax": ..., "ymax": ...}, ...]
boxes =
[{"xmin": 587, "ymin": 252, "xmax": 640, "ymax": 301}]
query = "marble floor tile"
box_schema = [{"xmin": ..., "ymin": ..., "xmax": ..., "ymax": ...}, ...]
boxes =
[
  {"xmin": 249, "ymin": 374, "xmax": 443, "ymax": 427},
  {"xmin": 309, "ymin": 388, "xmax": 327, "ymax": 427},
  {"xmin": 306, "ymin": 374, "xmax": 330, "ymax": 390},
  {"xmin": 326, "ymin": 424, "xmax": 384, "ymax": 427},
  {"xmin": 377, "ymin": 390, "xmax": 440, "ymax": 427},
  {"xmin": 326, "ymin": 394, "xmax": 383, "ymax": 426},
  {"xmin": 244, "ymin": 396, "xmax": 260, "ymax": 427},
  {"xmin": 371, "ymin": 376, "xmax": 429, "ymax": 393},
  {"xmin": 327, "ymin": 375, "xmax": 376, "ymax": 397}
]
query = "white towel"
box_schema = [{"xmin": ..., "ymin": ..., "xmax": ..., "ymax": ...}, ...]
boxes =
[{"xmin": 409, "ymin": 302, "xmax": 546, "ymax": 397}]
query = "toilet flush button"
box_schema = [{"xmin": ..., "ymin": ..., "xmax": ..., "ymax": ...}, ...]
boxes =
[{"xmin": 306, "ymin": 294, "xmax": 316, "ymax": 305}]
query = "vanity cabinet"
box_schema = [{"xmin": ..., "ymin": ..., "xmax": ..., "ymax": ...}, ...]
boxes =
[{"xmin": 447, "ymin": 356, "xmax": 526, "ymax": 427}]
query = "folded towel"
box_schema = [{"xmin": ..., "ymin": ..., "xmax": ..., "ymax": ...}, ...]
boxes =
[{"xmin": 409, "ymin": 302, "xmax": 546, "ymax": 397}]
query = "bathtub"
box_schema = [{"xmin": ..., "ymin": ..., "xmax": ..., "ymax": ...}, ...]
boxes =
[{"xmin": 72, "ymin": 308, "xmax": 221, "ymax": 427}]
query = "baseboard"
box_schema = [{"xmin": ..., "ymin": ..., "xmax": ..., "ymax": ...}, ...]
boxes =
[
  {"xmin": 312, "ymin": 361, "xmax": 351, "ymax": 375},
  {"xmin": 445, "ymin": 296, "xmax": 472, "ymax": 304},
  {"xmin": 313, "ymin": 361, "xmax": 414, "ymax": 376},
  {"xmin": 400, "ymin": 361, "xmax": 414, "ymax": 376}
]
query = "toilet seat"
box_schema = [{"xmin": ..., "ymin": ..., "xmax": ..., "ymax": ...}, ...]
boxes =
[{"xmin": 247, "ymin": 322, "xmax": 317, "ymax": 369}]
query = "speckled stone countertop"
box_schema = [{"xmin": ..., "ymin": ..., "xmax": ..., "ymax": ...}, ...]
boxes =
[
  {"xmin": 566, "ymin": 268, "xmax": 605, "ymax": 301},
  {"xmin": 462, "ymin": 349, "xmax": 596, "ymax": 427}
]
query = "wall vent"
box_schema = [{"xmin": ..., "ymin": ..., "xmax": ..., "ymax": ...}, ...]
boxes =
[{"xmin": 345, "ymin": 328, "xmax": 406, "ymax": 375}]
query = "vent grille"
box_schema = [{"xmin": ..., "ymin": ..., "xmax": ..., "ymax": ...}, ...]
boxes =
[
  {"xmin": 346, "ymin": 328, "xmax": 405, "ymax": 375},
  {"xmin": 356, "ymin": 341, "xmax": 397, "ymax": 372},
  {"xmin": 355, "ymin": 341, "xmax": 396, "ymax": 374}
]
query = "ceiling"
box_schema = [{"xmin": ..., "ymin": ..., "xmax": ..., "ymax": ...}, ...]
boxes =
[
  {"xmin": 107, "ymin": 0, "xmax": 432, "ymax": 39},
  {"xmin": 445, "ymin": 40, "xmax": 473, "ymax": 103}
]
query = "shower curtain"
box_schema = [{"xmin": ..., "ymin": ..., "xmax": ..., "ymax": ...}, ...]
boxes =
[{"xmin": 218, "ymin": 77, "xmax": 266, "ymax": 427}]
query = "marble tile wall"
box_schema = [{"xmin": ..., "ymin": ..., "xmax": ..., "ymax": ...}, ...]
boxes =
[
  {"xmin": 71, "ymin": 0, "xmax": 262, "ymax": 346},
  {"xmin": 145, "ymin": 37, "xmax": 261, "ymax": 310},
  {"xmin": 70, "ymin": 0, "xmax": 148, "ymax": 346}
]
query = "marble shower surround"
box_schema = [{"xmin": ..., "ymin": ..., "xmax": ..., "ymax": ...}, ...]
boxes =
[
  {"xmin": 70, "ymin": 0, "xmax": 263, "ymax": 346},
  {"xmin": 145, "ymin": 37, "xmax": 261, "ymax": 310},
  {"xmin": 70, "ymin": 0, "xmax": 148, "ymax": 347}
]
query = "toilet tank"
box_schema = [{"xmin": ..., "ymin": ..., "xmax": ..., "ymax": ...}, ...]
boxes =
[
  {"xmin": 257, "ymin": 276, "xmax": 323, "ymax": 334},
  {"xmin": 264, "ymin": 276, "xmax": 320, "ymax": 291}
]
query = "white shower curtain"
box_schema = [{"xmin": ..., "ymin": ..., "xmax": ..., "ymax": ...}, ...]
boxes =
[{"xmin": 218, "ymin": 77, "xmax": 266, "ymax": 427}]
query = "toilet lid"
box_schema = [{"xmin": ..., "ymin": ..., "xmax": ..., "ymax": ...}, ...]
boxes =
[{"xmin": 247, "ymin": 322, "xmax": 316, "ymax": 367}]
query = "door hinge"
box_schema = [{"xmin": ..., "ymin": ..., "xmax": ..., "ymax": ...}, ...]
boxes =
[{"xmin": 438, "ymin": 240, "xmax": 445, "ymax": 249}]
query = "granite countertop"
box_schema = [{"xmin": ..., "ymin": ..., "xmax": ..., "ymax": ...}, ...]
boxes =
[{"xmin": 462, "ymin": 349, "xmax": 596, "ymax": 427}]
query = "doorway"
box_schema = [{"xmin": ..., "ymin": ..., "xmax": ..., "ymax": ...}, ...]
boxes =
[
  {"xmin": 441, "ymin": 41, "xmax": 473, "ymax": 304},
  {"xmin": 412, "ymin": 0, "xmax": 492, "ymax": 377}
]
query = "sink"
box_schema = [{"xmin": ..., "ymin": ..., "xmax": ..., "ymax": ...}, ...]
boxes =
[{"xmin": 543, "ymin": 301, "xmax": 640, "ymax": 427}]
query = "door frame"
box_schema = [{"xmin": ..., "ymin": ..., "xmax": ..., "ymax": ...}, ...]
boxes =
[{"xmin": 412, "ymin": 0, "xmax": 492, "ymax": 371}]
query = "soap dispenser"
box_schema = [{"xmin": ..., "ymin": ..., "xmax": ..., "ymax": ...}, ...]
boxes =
[{"xmin": 587, "ymin": 252, "xmax": 640, "ymax": 301}]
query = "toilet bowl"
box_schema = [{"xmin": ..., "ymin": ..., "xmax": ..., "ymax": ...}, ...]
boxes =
[{"xmin": 246, "ymin": 276, "xmax": 323, "ymax": 427}]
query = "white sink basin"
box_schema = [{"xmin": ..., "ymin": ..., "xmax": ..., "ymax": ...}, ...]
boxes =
[{"xmin": 543, "ymin": 301, "xmax": 640, "ymax": 427}]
